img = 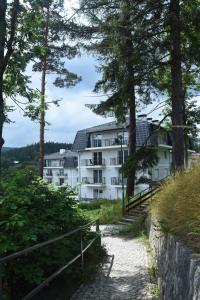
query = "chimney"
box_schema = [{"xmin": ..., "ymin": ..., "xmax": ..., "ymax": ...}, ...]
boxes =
[{"xmin": 59, "ymin": 149, "xmax": 66, "ymax": 154}]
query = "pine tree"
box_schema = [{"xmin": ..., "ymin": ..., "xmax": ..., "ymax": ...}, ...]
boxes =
[
  {"xmin": 0, "ymin": 0, "xmax": 40, "ymax": 177},
  {"xmin": 31, "ymin": 0, "xmax": 81, "ymax": 177},
  {"xmin": 81, "ymin": 0, "xmax": 166, "ymax": 198}
]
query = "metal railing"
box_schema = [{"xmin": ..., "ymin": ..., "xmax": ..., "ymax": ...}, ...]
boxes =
[
  {"xmin": 0, "ymin": 219, "xmax": 100, "ymax": 300},
  {"xmin": 81, "ymin": 159, "xmax": 106, "ymax": 167},
  {"xmin": 111, "ymin": 177, "xmax": 127, "ymax": 186},
  {"xmin": 82, "ymin": 177, "xmax": 106, "ymax": 185},
  {"xmin": 91, "ymin": 138, "xmax": 128, "ymax": 148},
  {"xmin": 110, "ymin": 157, "xmax": 122, "ymax": 166}
]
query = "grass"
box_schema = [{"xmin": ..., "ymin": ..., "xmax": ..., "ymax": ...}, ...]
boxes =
[
  {"xmin": 151, "ymin": 162, "xmax": 200, "ymax": 250},
  {"xmin": 78, "ymin": 200, "xmax": 122, "ymax": 224},
  {"xmin": 117, "ymin": 218, "xmax": 145, "ymax": 237}
]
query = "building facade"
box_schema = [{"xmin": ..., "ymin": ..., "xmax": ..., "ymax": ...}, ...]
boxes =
[
  {"xmin": 73, "ymin": 118, "xmax": 173, "ymax": 200},
  {"xmin": 44, "ymin": 118, "xmax": 195, "ymax": 200},
  {"xmin": 43, "ymin": 149, "xmax": 78, "ymax": 188}
]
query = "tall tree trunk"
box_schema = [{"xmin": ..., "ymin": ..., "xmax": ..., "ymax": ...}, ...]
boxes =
[
  {"xmin": 126, "ymin": 88, "xmax": 136, "ymax": 198},
  {"xmin": 39, "ymin": 7, "xmax": 49, "ymax": 177},
  {"xmin": 170, "ymin": 0, "xmax": 184, "ymax": 171},
  {"xmin": 120, "ymin": 1, "xmax": 136, "ymax": 198},
  {"xmin": 39, "ymin": 66, "xmax": 46, "ymax": 177},
  {"xmin": 0, "ymin": 0, "xmax": 7, "ymax": 178}
]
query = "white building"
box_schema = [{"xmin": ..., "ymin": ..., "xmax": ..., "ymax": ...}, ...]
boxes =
[
  {"xmin": 43, "ymin": 118, "xmax": 195, "ymax": 200},
  {"xmin": 43, "ymin": 149, "xmax": 78, "ymax": 188}
]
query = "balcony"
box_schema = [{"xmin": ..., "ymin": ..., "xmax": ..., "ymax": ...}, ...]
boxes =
[
  {"xmin": 82, "ymin": 177, "xmax": 106, "ymax": 186},
  {"xmin": 111, "ymin": 177, "xmax": 127, "ymax": 186},
  {"xmin": 81, "ymin": 159, "xmax": 105, "ymax": 168},
  {"xmin": 56, "ymin": 173, "xmax": 68, "ymax": 178},
  {"xmin": 44, "ymin": 174, "xmax": 53, "ymax": 178},
  {"xmin": 110, "ymin": 157, "xmax": 122, "ymax": 166},
  {"xmin": 88, "ymin": 138, "xmax": 128, "ymax": 149}
]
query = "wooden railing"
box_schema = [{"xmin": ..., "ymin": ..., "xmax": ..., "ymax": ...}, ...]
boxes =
[
  {"xmin": 126, "ymin": 176, "xmax": 170, "ymax": 213},
  {"xmin": 0, "ymin": 219, "xmax": 100, "ymax": 300}
]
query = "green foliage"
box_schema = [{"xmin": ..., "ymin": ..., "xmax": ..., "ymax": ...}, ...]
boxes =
[
  {"xmin": 0, "ymin": 168, "xmax": 99, "ymax": 299},
  {"xmin": 2, "ymin": 142, "xmax": 72, "ymax": 172},
  {"xmin": 79, "ymin": 200, "xmax": 122, "ymax": 224},
  {"xmin": 122, "ymin": 147, "xmax": 159, "ymax": 184},
  {"xmin": 151, "ymin": 163, "xmax": 200, "ymax": 249},
  {"xmin": 117, "ymin": 220, "xmax": 145, "ymax": 238}
]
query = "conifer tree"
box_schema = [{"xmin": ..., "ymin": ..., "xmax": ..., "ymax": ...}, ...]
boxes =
[
  {"xmin": 31, "ymin": 0, "xmax": 81, "ymax": 177},
  {"xmin": 81, "ymin": 0, "xmax": 166, "ymax": 198},
  {"xmin": 0, "ymin": 0, "xmax": 41, "ymax": 176}
]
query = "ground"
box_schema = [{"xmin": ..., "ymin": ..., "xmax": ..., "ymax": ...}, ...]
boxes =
[{"xmin": 71, "ymin": 225, "xmax": 152, "ymax": 300}]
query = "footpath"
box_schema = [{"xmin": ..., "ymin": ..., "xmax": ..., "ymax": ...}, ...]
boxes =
[{"xmin": 71, "ymin": 225, "xmax": 152, "ymax": 300}]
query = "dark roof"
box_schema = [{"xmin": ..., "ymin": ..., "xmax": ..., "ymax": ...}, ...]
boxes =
[
  {"xmin": 86, "ymin": 121, "xmax": 127, "ymax": 133},
  {"xmin": 73, "ymin": 130, "xmax": 88, "ymax": 151},
  {"xmin": 44, "ymin": 150, "xmax": 78, "ymax": 168},
  {"xmin": 44, "ymin": 150, "xmax": 77, "ymax": 159},
  {"xmin": 72, "ymin": 120, "xmax": 159, "ymax": 151}
]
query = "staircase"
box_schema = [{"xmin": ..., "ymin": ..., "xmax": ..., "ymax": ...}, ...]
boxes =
[{"xmin": 119, "ymin": 178, "xmax": 168, "ymax": 225}]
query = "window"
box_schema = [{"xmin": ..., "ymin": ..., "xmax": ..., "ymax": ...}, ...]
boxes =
[
  {"xmin": 47, "ymin": 169, "xmax": 52, "ymax": 176},
  {"xmin": 46, "ymin": 160, "xmax": 51, "ymax": 167},
  {"xmin": 164, "ymin": 151, "xmax": 168, "ymax": 159},
  {"xmin": 59, "ymin": 178, "xmax": 65, "ymax": 186},
  {"xmin": 93, "ymin": 152, "xmax": 102, "ymax": 165},
  {"xmin": 93, "ymin": 170, "xmax": 102, "ymax": 183},
  {"xmin": 47, "ymin": 178, "xmax": 52, "ymax": 184},
  {"xmin": 59, "ymin": 169, "xmax": 64, "ymax": 176},
  {"xmin": 59, "ymin": 160, "xmax": 64, "ymax": 167},
  {"xmin": 93, "ymin": 189, "xmax": 103, "ymax": 199},
  {"xmin": 93, "ymin": 134, "xmax": 102, "ymax": 147},
  {"xmin": 118, "ymin": 150, "xmax": 129, "ymax": 164}
]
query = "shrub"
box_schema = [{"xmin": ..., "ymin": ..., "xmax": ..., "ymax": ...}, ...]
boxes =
[
  {"xmin": 0, "ymin": 168, "xmax": 100, "ymax": 299},
  {"xmin": 151, "ymin": 163, "xmax": 200, "ymax": 249},
  {"xmin": 99, "ymin": 201, "xmax": 122, "ymax": 224},
  {"xmin": 78, "ymin": 200, "xmax": 122, "ymax": 224}
]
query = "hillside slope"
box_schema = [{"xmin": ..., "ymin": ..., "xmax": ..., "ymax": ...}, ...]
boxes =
[{"xmin": 2, "ymin": 142, "xmax": 72, "ymax": 169}]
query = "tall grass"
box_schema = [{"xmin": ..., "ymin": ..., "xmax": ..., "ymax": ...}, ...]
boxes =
[
  {"xmin": 151, "ymin": 163, "xmax": 200, "ymax": 249},
  {"xmin": 78, "ymin": 200, "xmax": 122, "ymax": 224}
]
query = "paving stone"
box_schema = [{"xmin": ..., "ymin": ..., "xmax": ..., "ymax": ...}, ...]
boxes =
[{"xmin": 70, "ymin": 225, "xmax": 152, "ymax": 300}]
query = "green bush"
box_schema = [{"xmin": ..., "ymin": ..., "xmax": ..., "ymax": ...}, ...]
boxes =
[
  {"xmin": 151, "ymin": 163, "xmax": 200, "ymax": 249},
  {"xmin": 0, "ymin": 168, "xmax": 100, "ymax": 299},
  {"xmin": 79, "ymin": 200, "xmax": 122, "ymax": 224},
  {"xmin": 99, "ymin": 201, "xmax": 122, "ymax": 224}
]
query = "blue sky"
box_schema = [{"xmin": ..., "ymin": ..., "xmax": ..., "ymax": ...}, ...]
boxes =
[
  {"xmin": 4, "ymin": 55, "xmax": 114, "ymax": 147},
  {"xmin": 4, "ymin": 54, "xmax": 165, "ymax": 147},
  {"xmin": 3, "ymin": 1, "xmax": 163, "ymax": 148}
]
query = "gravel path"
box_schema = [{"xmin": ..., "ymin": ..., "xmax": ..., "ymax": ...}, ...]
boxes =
[{"xmin": 70, "ymin": 225, "xmax": 152, "ymax": 300}]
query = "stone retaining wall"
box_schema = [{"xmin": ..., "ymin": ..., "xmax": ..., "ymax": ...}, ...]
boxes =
[{"xmin": 147, "ymin": 218, "xmax": 200, "ymax": 300}]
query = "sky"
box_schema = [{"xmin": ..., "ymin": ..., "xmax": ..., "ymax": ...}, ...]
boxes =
[{"xmin": 3, "ymin": 0, "xmax": 162, "ymax": 148}]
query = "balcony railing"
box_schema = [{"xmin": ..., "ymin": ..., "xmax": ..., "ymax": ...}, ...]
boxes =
[
  {"xmin": 110, "ymin": 157, "xmax": 123, "ymax": 166},
  {"xmin": 56, "ymin": 173, "xmax": 68, "ymax": 177},
  {"xmin": 90, "ymin": 138, "xmax": 128, "ymax": 148},
  {"xmin": 111, "ymin": 177, "xmax": 127, "ymax": 185},
  {"xmin": 81, "ymin": 159, "xmax": 105, "ymax": 167},
  {"xmin": 45, "ymin": 174, "xmax": 53, "ymax": 177},
  {"xmin": 82, "ymin": 177, "xmax": 106, "ymax": 185}
]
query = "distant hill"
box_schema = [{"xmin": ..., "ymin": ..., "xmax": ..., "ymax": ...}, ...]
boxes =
[
  {"xmin": 2, "ymin": 142, "xmax": 72, "ymax": 169},
  {"xmin": 2, "ymin": 147, "xmax": 15, "ymax": 152}
]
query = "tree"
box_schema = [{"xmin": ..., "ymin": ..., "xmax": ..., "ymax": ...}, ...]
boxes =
[
  {"xmin": 0, "ymin": 167, "xmax": 98, "ymax": 299},
  {"xmin": 0, "ymin": 0, "xmax": 42, "ymax": 177},
  {"xmin": 169, "ymin": 0, "xmax": 184, "ymax": 171},
  {"xmin": 0, "ymin": 0, "xmax": 20, "ymax": 174},
  {"xmin": 81, "ymin": 0, "xmax": 167, "ymax": 198},
  {"xmin": 31, "ymin": 0, "xmax": 81, "ymax": 177}
]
